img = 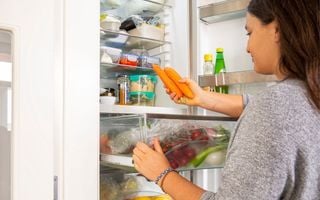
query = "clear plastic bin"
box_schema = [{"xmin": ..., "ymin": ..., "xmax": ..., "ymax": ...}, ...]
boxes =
[
  {"xmin": 100, "ymin": 46, "xmax": 122, "ymax": 63},
  {"xmin": 138, "ymin": 56, "xmax": 161, "ymax": 68},
  {"xmin": 129, "ymin": 75, "xmax": 157, "ymax": 92},
  {"xmin": 119, "ymin": 53, "xmax": 139, "ymax": 66},
  {"xmin": 130, "ymin": 91, "xmax": 155, "ymax": 106}
]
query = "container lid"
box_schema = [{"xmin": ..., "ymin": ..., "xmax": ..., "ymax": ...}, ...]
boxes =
[
  {"xmin": 216, "ymin": 48, "xmax": 224, "ymax": 53},
  {"xmin": 204, "ymin": 54, "xmax": 213, "ymax": 61},
  {"xmin": 130, "ymin": 91, "xmax": 155, "ymax": 99},
  {"xmin": 129, "ymin": 74, "xmax": 157, "ymax": 83}
]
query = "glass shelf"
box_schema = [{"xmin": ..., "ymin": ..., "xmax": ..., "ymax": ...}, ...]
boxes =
[
  {"xmin": 100, "ymin": 29, "xmax": 170, "ymax": 51},
  {"xmin": 101, "ymin": 0, "xmax": 171, "ymax": 19},
  {"xmin": 100, "ymin": 105, "xmax": 187, "ymax": 115},
  {"xmin": 100, "ymin": 63, "xmax": 155, "ymax": 78}
]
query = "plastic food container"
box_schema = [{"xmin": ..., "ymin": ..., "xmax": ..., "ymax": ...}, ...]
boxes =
[
  {"xmin": 129, "ymin": 75, "xmax": 157, "ymax": 92},
  {"xmin": 100, "ymin": 15, "xmax": 121, "ymax": 31},
  {"xmin": 100, "ymin": 46, "xmax": 122, "ymax": 63},
  {"xmin": 138, "ymin": 56, "xmax": 161, "ymax": 68},
  {"xmin": 119, "ymin": 53, "xmax": 139, "ymax": 66},
  {"xmin": 128, "ymin": 23, "xmax": 165, "ymax": 41},
  {"xmin": 130, "ymin": 91, "xmax": 155, "ymax": 106}
]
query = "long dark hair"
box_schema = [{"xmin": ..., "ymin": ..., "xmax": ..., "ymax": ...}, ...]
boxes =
[{"xmin": 248, "ymin": 0, "xmax": 320, "ymax": 110}]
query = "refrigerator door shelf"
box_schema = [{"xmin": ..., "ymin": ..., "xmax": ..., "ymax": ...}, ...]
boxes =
[{"xmin": 199, "ymin": 0, "xmax": 250, "ymax": 24}]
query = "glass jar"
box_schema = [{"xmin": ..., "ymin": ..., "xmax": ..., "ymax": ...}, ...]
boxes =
[{"xmin": 117, "ymin": 75, "xmax": 130, "ymax": 105}]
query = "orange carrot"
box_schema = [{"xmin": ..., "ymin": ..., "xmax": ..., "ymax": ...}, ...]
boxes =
[
  {"xmin": 152, "ymin": 64, "xmax": 183, "ymax": 98},
  {"xmin": 164, "ymin": 67, "xmax": 194, "ymax": 99}
]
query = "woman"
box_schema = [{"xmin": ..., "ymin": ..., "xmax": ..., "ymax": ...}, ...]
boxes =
[{"xmin": 132, "ymin": 0, "xmax": 320, "ymax": 199}]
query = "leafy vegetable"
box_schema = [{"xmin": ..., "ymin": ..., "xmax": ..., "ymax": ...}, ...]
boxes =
[{"xmin": 191, "ymin": 143, "xmax": 228, "ymax": 167}]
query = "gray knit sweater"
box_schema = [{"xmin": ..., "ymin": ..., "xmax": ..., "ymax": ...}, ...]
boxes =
[{"xmin": 201, "ymin": 78, "xmax": 320, "ymax": 200}]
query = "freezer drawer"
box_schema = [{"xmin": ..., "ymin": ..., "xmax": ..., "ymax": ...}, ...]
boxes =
[{"xmin": 100, "ymin": 113, "xmax": 236, "ymax": 171}]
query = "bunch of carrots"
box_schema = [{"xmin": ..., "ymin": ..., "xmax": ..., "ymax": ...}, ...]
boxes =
[{"xmin": 152, "ymin": 64, "xmax": 194, "ymax": 99}]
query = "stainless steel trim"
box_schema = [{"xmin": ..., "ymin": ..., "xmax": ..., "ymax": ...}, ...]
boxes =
[
  {"xmin": 145, "ymin": 113, "xmax": 237, "ymax": 121},
  {"xmin": 199, "ymin": 0, "xmax": 250, "ymax": 24},
  {"xmin": 188, "ymin": 0, "xmax": 200, "ymax": 115},
  {"xmin": 100, "ymin": 112, "xmax": 237, "ymax": 121},
  {"xmin": 198, "ymin": 70, "xmax": 278, "ymax": 87}
]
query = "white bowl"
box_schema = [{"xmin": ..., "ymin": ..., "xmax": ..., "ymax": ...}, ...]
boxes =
[{"xmin": 100, "ymin": 96, "xmax": 116, "ymax": 105}]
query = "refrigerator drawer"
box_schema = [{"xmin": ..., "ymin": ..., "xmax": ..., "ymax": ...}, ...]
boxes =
[{"xmin": 100, "ymin": 113, "xmax": 236, "ymax": 171}]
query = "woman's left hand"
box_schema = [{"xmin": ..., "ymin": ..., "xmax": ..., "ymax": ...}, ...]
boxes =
[{"xmin": 132, "ymin": 138, "xmax": 171, "ymax": 181}]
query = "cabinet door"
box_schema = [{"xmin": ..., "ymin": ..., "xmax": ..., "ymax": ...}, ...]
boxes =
[{"xmin": 0, "ymin": 0, "xmax": 57, "ymax": 199}]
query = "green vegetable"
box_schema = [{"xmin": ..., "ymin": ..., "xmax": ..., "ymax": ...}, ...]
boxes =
[{"xmin": 191, "ymin": 143, "xmax": 228, "ymax": 167}]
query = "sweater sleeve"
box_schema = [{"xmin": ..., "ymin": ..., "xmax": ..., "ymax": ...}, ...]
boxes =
[
  {"xmin": 200, "ymin": 191, "xmax": 216, "ymax": 200},
  {"xmin": 200, "ymin": 88, "xmax": 296, "ymax": 200},
  {"xmin": 242, "ymin": 94, "xmax": 251, "ymax": 108},
  {"xmin": 214, "ymin": 91, "xmax": 292, "ymax": 200}
]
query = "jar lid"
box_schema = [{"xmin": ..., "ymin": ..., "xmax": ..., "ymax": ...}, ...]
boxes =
[
  {"xmin": 216, "ymin": 48, "xmax": 224, "ymax": 53},
  {"xmin": 129, "ymin": 74, "xmax": 157, "ymax": 83},
  {"xmin": 117, "ymin": 74, "xmax": 128, "ymax": 78},
  {"xmin": 204, "ymin": 54, "xmax": 213, "ymax": 61}
]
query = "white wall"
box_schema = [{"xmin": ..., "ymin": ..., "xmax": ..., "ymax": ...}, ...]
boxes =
[{"xmin": 199, "ymin": 17, "xmax": 252, "ymax": 74}]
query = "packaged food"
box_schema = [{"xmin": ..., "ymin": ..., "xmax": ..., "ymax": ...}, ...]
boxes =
[
  {"xmin": 145, "ymin": 122, "xmax": 231, "ymax": 169},
  {"xmin": 100, "ymin": 46, "xmax": 122, "ymax": 63},
  {"xmin": 100, "ymin": 88, "xmax": 116, "ymax": 96},
  {"xmin": 119, "ymin": 53, "xmax": 139, "ymax": 66},
  {"xmin": 129, "ymin": 75, "xmax": 157, "ymax": 92},
  {"xmin": 128, "ymin": 23, "xmax": 165, "ymax": 41},
  {"xmin": 130, "ymin": 91, "xmax": 155, "ymax": 106},
  {"xmin": 100, "ymin": 14, "xmax": 121, "ymax": 31},
  {"xmin": 138, "ymin": 56, "xmax": 161, "ymax": 68}
]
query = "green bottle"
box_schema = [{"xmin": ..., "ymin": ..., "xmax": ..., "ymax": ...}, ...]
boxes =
[{"xmin": 214, "ymin": 48, "xmax": 229, "ymax": 94}]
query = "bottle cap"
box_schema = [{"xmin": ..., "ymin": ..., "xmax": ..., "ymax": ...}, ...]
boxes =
[
  {"xmin": 216, "ymin": 48, "xmax": 224, "ymax": 53},
  {"xmin": 204, "ymin": 54, "xmax": 213, "ymax": 61}
]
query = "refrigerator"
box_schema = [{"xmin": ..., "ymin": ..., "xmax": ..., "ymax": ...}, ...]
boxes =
[
  {"xmin": 98, "ymin": 0, "xmax": 276, "ymax": 199},
  {"xmin": 0, "ymin": 0, "xmax": 276, "ymax": 199}
]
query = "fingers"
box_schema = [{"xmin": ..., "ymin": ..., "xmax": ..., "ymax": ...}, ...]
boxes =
[
  {"xmin": 153, "ymin": 138, "xmax": 163, "ymax": 154},
  {"xmin": 133, "ymin": 146, "xmax": 145, "ymax": 160},
  {"xmin": 177, "ymin": 97, "xmax": 188, "ymax": 104},
  {"xmin": 132, "ymin": 154, "xmax": 141, "ymax": 171},
  {"xmin": 178, "ymin": 77, "xmax": 189, "ymax": 84},
  {"xmin": 136, "ymin": 141, "xmax": 152, "ymax": 153}
]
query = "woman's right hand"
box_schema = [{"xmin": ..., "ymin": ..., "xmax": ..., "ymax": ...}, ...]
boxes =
[{"xmin": 166, "ymin": 78, "xmax": 205, "ymax": 106}]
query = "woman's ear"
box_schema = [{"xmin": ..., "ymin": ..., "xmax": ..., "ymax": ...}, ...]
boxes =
[{"xmin": 274, "ymin": 22, "xmax": 280, "ymax": 43}]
